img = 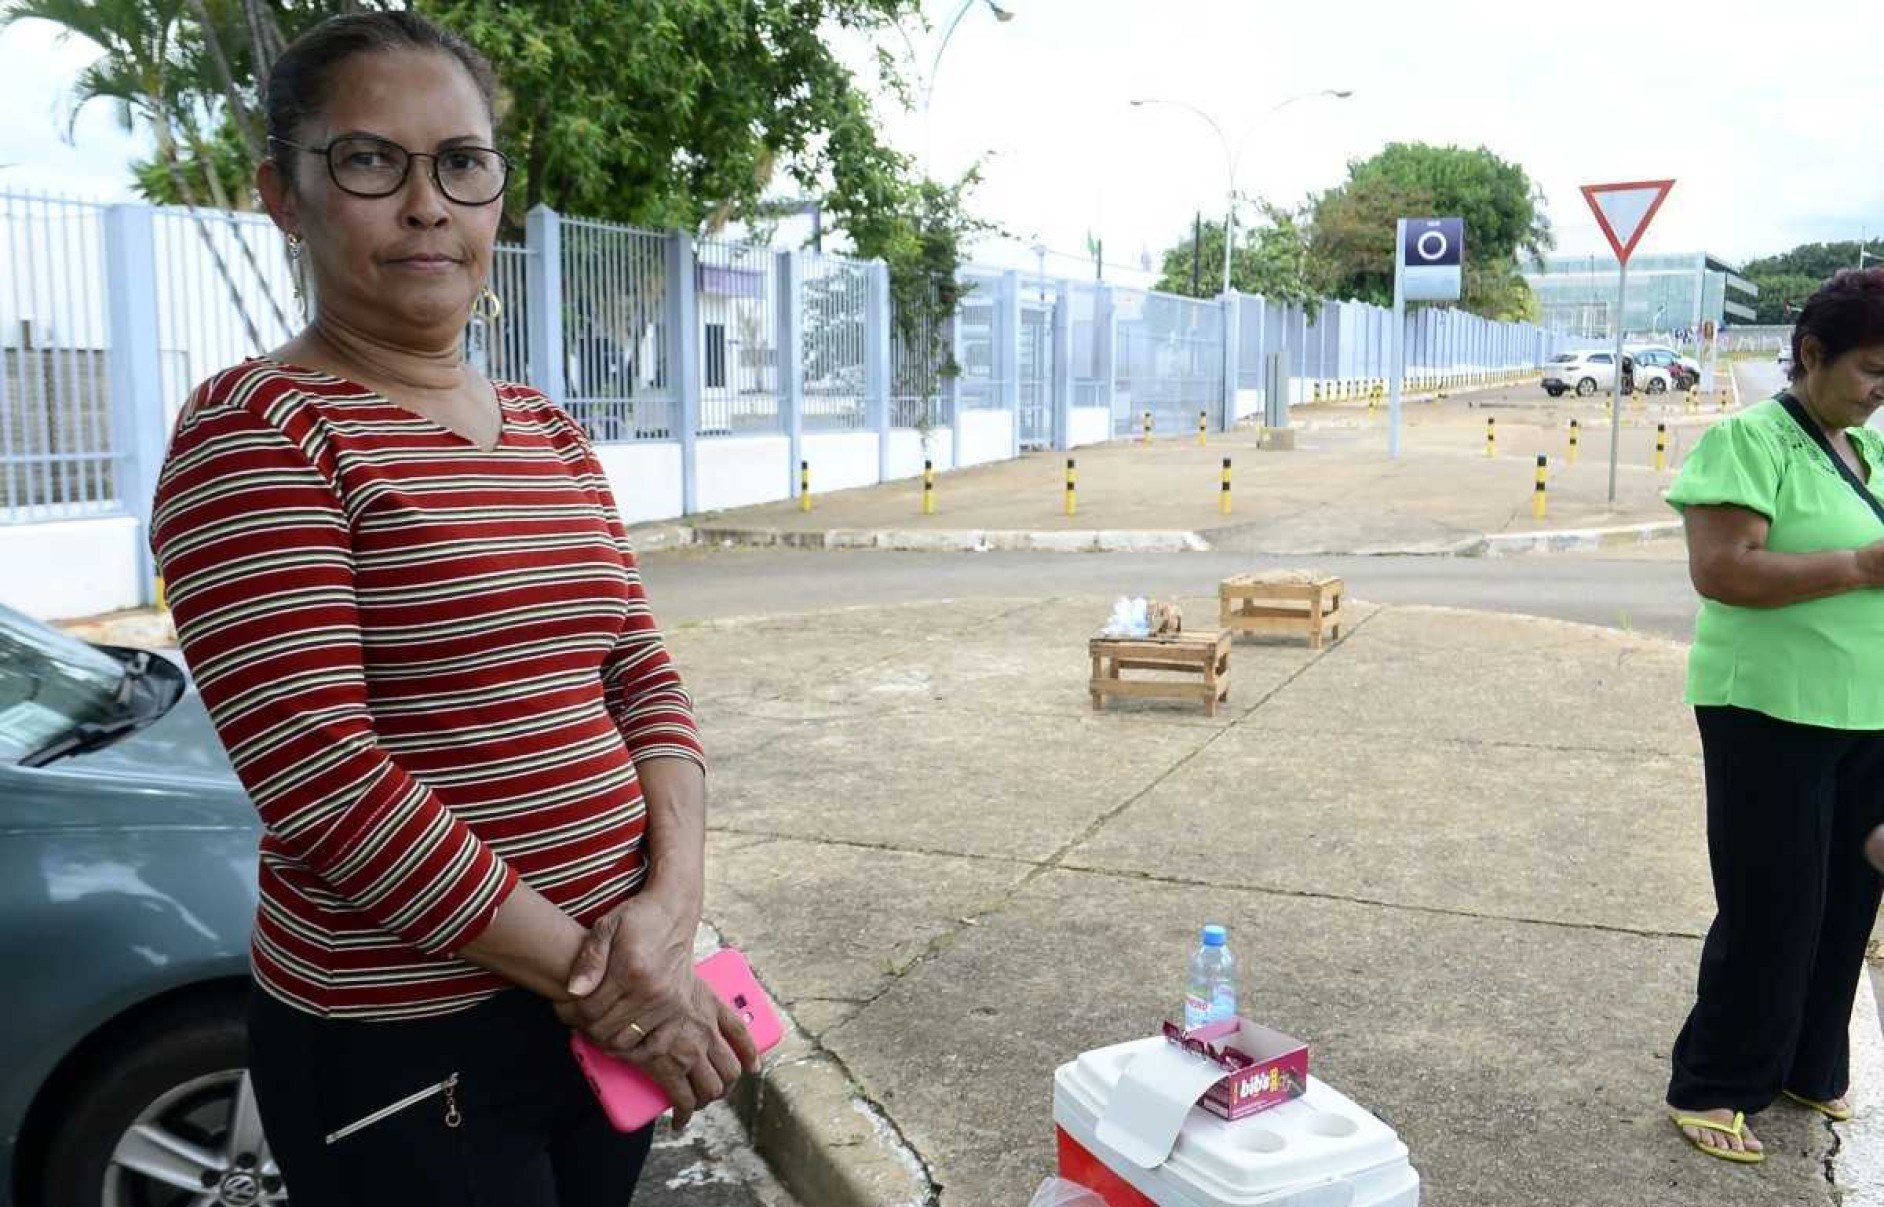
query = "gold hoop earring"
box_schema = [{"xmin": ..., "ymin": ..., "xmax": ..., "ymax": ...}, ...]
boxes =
[{"xmin": 475, "ymin": 285, "xmax": 503, "ymax": 324}]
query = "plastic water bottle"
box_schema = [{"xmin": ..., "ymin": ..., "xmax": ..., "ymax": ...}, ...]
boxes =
[{"xmin": 1184, "ymin": 924, "xmax": 1238, "ymax": 1030}]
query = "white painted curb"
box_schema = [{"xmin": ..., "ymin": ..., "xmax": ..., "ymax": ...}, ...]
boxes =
[
  {"xmin": 1474, "ymin": 521, "xmax": 1683, "ymax": 557},
  {"xmin": 1835, "ymin": 969, "xmax": 1884, "ymax": 1202}
]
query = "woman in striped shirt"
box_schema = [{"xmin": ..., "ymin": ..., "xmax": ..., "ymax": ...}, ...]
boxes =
[{"xmin": 151, "ymin": 13, "xmax": 753, "ymax": 1205}]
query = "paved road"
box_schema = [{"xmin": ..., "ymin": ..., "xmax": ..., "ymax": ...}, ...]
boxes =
[{"xmin": 641, "ymin": 544, "xmax": 1701, "ymax": 640}]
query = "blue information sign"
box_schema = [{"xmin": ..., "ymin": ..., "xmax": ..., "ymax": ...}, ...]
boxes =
[{"xmin": 1401, "ymin": 217, "xmax": 1463, "ymax": 302}]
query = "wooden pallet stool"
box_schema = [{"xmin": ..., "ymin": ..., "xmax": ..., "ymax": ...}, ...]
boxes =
[
  {"xmin": 1088, "ymin": 629, "xmax": 1232, "ymax": 717},
  {"xmin": 1219, "ymin": 571, "xmax": 1344, "ymax": 650}
]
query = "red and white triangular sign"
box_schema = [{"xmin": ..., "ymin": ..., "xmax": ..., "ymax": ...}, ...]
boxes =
[{"xmin": 1581, "ymin": 179, "xmax": 1675, "ymax": 264}]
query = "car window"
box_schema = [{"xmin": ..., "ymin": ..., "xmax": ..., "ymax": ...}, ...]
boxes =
[
  {"xmin": 1549, "ymin": 354, "xmax": 1576, "ymax": 363},
  {"xmin": 0, "ymin": 610, "xmax": 123, "ymax": 761},
  {"xmin": 1590, "ymin": 353, "xmax": 1612, "ymax": 364}
]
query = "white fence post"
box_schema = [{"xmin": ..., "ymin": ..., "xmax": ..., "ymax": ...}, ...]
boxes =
[
  {"xmin": 999, "ymin": 270, "xmax": 1021, "ymax": 459},
  {"xmin": 1218, "ymin": 292, "xmax": 1239, "ymax": 432},
  {"xmin": 1051, "ymin": 279, "xmax": 1073, "ymax": 451},
  {"xmin": 667, "ymin": 230, "xmax": 701, "ymax": 514},
  {"xmin": 776, "ymin": 250, "xmax": 804, "ymax": 497},
  {"xmin": 103, "ymin": 204, "xmax": 168, "ymax": 606},
  {"xmin": 946, "ymin": 298, "xmax": 964, "ymax": 471},
  {"xmin": 866, "ymin": 259, "xmax": 892, "ymax": 481},
  {"xmin": 524, "ymin": 205, "xmax": 565, "ymax": 410},
  {"xmin": 1094, "ymin": 285, "xmax": 1117, "ymax": 441}
]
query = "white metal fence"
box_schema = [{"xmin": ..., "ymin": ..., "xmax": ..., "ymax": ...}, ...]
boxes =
[
  {"xmin": 800, "ymin": 252, "xmax": 870, "ymax": 433},
  {"xmin": 1, "ymin": 193, "xmax": 114, "ymax": 520},
  {"xmin": 2, "ymin": 190, "xmax": 1579, "ymax": 618}
]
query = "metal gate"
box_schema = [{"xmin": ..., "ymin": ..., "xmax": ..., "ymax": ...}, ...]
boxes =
[{"xmin": 1017, "ymin": 301, "xmax": 1055, "ymax": 449}]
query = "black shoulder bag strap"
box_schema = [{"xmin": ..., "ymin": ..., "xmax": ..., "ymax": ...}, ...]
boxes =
[{"xmin": 1777, "ymin": 392, "xmax": 1884, "ymax": 527}]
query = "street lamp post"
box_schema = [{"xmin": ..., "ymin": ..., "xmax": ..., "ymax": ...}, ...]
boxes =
[
  {"xmin": 1131, "ymin": 89, "xmax": 1352, "ymax": 296},
  {"xmin": 896, "ymin": 0, "xmax": 1015, "ymax": 180}
]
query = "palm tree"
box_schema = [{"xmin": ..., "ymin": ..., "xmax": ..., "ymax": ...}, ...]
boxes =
[{"xmin": 3, "ymin": 0, "xmax": 294, "ymax": 345}]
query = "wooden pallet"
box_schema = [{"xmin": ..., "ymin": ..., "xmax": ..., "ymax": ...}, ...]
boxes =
[
  {"xmin": 1219, "ymin": 572, "xmax": 1344, "ymax": 650},
  {"xmin": 1089, "ymin": 629, "xmax": 1232, "ymax": 717}
]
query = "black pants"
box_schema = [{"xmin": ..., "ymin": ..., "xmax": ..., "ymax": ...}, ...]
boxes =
[
  {"xmin": 248, "ymin": 985, "xmax": 654, "ymax": 1207},
  {"xmin": 1668, "ymin": 705, "xmax": 1884, "ymax": 1112}
]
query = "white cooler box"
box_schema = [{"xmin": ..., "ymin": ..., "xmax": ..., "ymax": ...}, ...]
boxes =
[{"xmin": 1054, "ymin": 1036, "xmax": 1420, "ymax": 1207}]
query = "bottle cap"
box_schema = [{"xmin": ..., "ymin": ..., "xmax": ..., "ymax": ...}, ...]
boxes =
[{"xmin": 1201, "ymin": 924, "xmax": 1227, "ymax": 947}]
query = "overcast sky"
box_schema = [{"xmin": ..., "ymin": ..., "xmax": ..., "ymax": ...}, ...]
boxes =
[{"xmin": 6, "ymin": 0, "xmax": 1881, "ymax": 289}]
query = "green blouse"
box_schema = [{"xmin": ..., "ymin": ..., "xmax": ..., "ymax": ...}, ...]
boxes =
[{"xmin": 1667, "ymin": 398, "xmax": 1884, "ymax": 730}]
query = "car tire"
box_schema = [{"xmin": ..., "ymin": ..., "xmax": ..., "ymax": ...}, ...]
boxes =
[
  {"xmin": 1544, "ymin": 386, "xmax": 1564, "ymax": 397},
  {"xmin": 36, "ymin": 998, "xmax": 287, "ymax": 1207},
  {"xmin": 1575, "ymin": 378, "xmax": 1597, "ymax": 397},
  {"xmin": 1646, "ymin": 377, "xmax": 1667, "ymax": 394}
]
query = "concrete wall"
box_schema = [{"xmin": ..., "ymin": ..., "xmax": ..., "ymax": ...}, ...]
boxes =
[
  {"xmin": 1068, "ymin": 407, "xmax": 1111, "ymax": 448},
  {"xmin": 958, "ymin": 410, "xmax": 1015, "ymax": 468},
  {"xmin": 886, "ymin": 428, "xmax": 953, "ymax": 480},
  {"xmin": 592, "ymin": 441, "xmax": 685, "ymax": 525},
  {"xmin": 803, "ymin": 431, "xmax": 880, "ymax": 494},
  {"xmin": 695, "ymin": 436, "xmax": 791, "ymax": 512},
  {"xmin": 0, "ymin": 516, "xmax": 142, "ymax": 620}
]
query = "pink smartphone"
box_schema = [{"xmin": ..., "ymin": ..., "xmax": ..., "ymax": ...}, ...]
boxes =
[{"xmin": 569, "ymin": 947, "xmax": 785, "ymax": 1132}]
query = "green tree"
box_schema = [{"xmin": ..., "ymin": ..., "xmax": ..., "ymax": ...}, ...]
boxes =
[
  {"xmin": 13, "ymin": 0, "xmax": 983, "ymax": 372},
  {"xmin": 1306, "ymin": 142, "xmax": 1551, "ymax": 319},
  {"xmin": 1154, "ymin": 204, "xmax": 1320, "ymax": 312},
  {"xmin": 1740, "ymin": 242, "xmax": 1880, "ymax": 322}
]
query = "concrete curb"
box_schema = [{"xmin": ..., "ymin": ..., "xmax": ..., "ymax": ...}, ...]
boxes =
[
  {"xmin": 689, "ymin": 923, "xmax": 936, "ymax": 1206},
  {"xmin": 733, "ymin": 1049, "xmax": 935, "ymax": 1207},
  {"xmin": 690, "ymin": 526, "xmax": 1211, "ymax": 554},
  {"xmin": 1468, "ymin": 520, "xmax": 1683, "ymax": 557}
]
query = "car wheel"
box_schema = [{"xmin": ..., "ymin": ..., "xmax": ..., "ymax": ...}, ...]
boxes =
[
  {"xmin": 1576, "ymin": 378, "xmax": 1597, "ymax": 397},
  {"xmin": 1646, "ymin": 377, "xmax": 1667, "ymax": 394},
  {"xmin": 37, "ymin": 1002, "xmax": 288, "ymax": 1207},
  {"xmin": 1545, "ymin": 387, "xmax": 1564, "ymax": 397}
]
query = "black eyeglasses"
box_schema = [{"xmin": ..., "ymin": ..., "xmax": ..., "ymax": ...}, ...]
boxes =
[{"xmin": 271, "ymin": 135, "xmax": 509, "ymax": 206}]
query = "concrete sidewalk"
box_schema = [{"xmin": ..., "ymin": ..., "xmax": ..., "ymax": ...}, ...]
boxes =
[
  {"xmin": 669, "ymin": 593, "xmax": 1847, "ymax": 1207},
  {"xmin": 675, "ymin": 381, "xmax": 1736, "ymax": 558}
]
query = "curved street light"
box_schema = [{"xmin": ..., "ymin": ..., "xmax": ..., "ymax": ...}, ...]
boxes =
[
  {"xmin": 896, "ymin": 0, "xmax": 1016, "ymax": 178},
  {"xmin": 1132, "ymin": 89, "xmax": 1353, "ymax": 295}
]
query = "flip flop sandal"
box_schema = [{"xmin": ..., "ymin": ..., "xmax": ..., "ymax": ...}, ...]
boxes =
[
  {"xmin": 1783, "ymin": 1090, "xmax": 1854, "ymax": 1122},
  {"xmin": 1668, "ymin": 1110, "xmax": 1766, "ymax": 1164}
]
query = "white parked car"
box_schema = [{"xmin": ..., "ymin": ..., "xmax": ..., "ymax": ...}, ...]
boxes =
[
  {"xmin": 1627, "ymin": 345, "xmax": 1700, "ymax": 392},
  {"xmin": 1541, "ymin": 350, "xmax": 1637, "ymax": 398},
  {"xmin": 1777, "ymin": 346, "xmax": 1795, "ymax": 376}
]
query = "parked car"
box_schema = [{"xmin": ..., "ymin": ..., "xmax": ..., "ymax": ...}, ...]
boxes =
[
  {"xmin": 0, "ymin": 605, "xmax": 280, "ymax": 1207},
  {"xmin": 1628, "ymin": 346, "xmax": 1698, "ymax": 392},
  {"xmin": 1541, "ymin": 350, "xmax": 1636, "ymax": 397},
  {"xmin": 1778, "ymin": 346, "xmax": 1795, "ymax": 377}
]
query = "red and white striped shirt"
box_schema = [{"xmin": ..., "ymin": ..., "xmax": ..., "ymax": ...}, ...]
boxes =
[{"xmin": 152, "ymin": 359, "xmax": 704, "ymax": 1019}]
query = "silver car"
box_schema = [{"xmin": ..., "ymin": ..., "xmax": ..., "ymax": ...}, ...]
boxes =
[
  {"xmin": 0, "ymin": 606, "xmax": 281, "ymax": 1207},
  {"xmin": 1541, "ymin": 350, "xmax": 1637, "ymax": 398}
]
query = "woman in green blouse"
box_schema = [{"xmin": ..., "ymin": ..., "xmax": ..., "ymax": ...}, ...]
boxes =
[{"xmin": 1664, "ymin": 268, "xmax": 1884, "ymax": 1164}]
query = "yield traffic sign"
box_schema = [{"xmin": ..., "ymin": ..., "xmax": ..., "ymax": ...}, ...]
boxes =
[{"xmin": 1580, "ymin": 179, "xmax": 1675, "ymax": 264}]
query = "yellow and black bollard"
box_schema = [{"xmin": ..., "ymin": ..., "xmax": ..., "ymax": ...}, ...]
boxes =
[
  {"xmin": 1485, "ymin": 416, "xmax": 1496, "ymax": 458},
  {"xmin": 1533, "ymin": 454, "xmax": 1548, "ymax": 520},
  {"xmin": 1064, "ymin": 457, "xmax": 1077, "ymax": 517},
  {"xmin": 922, "ymin": 458, "xmax": 936, "ymax": 515},
  {"xmin": 1198, "ymin": 409, "xmax": 1208, "ymax": 446},
  {"xmin": 1655, "ymin": 423, "xmax": 1668, "ymax": 472},
  {"xmin": 1568, "ymin": 418, "xmax": 1580, "ymax": 465},
  {"xmin": 799, "ymin": 459, "xmax": 811, "ymax": 512},
  {"xmin": 1220, "ymin": 456, "xmax": 1233, "ymax": 515},
  {"xmin": 1141, "ymin": 410, "xmax": 1153, "ymax": 444}
]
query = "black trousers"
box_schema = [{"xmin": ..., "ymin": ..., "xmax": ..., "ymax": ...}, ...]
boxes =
[
  {"xmin": 1668, "ymin": 705, "xmax": 1884, "ymax": 1112},
  {"xmin": 248, "ymin": 985, "xmax": 654, "ymax": 1207}
]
